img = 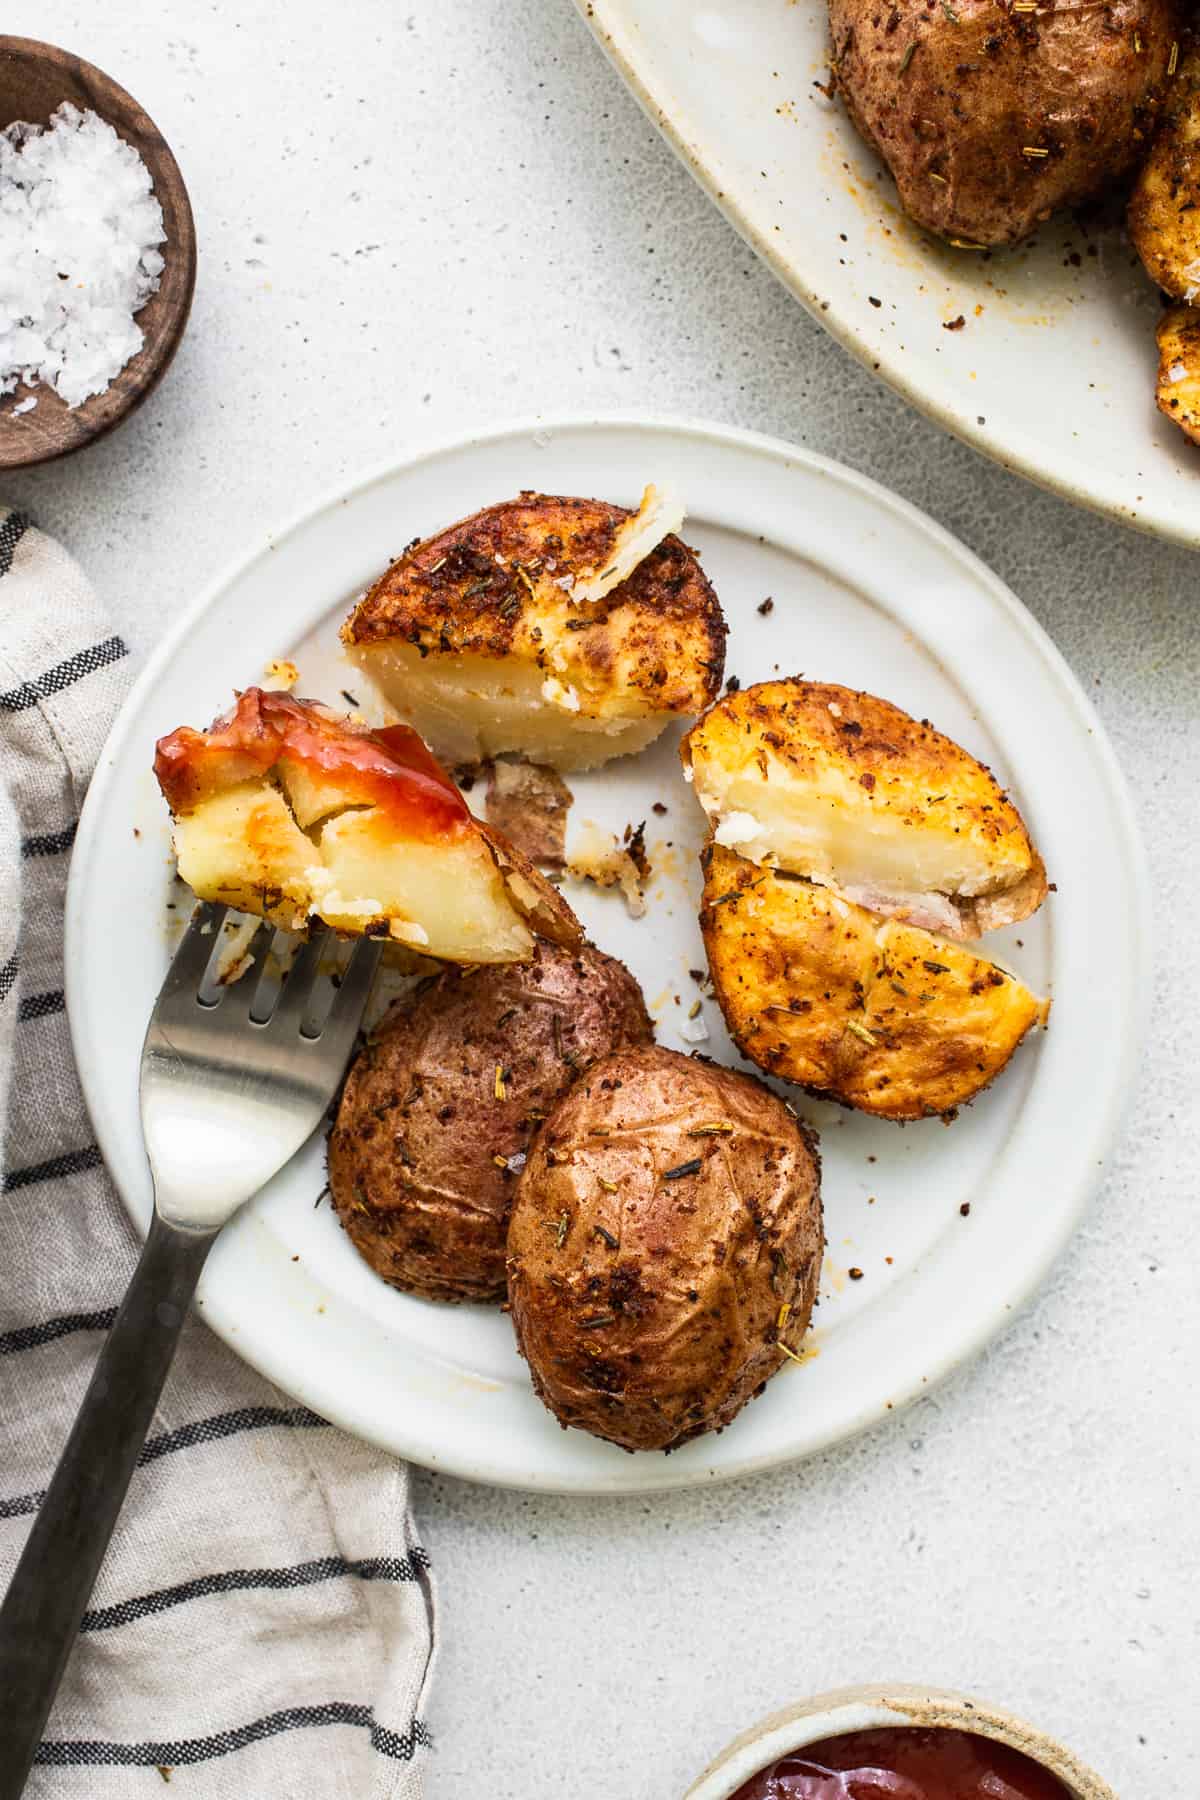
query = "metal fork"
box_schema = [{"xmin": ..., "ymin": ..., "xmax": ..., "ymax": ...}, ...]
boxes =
[{"xmin": 0, "ymin": 902, "xmax": 381, "ymax": 1796}]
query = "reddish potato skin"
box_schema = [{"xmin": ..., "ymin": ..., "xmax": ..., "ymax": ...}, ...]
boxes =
[
  {"xmin": 830, "ymin": 0, "xmax": 1178, "ymax": 247},
  {"xmin": 506, "ymin": 1045, "xmax": 823, "ymax": 1452},
  {"xmin": 328, "ymin": 944, "xmax": 652, "ymax": 1304}
]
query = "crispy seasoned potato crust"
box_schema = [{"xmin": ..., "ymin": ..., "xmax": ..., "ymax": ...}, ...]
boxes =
[
  {"xmin": 831, "ymin": 0, "xmax": 1178, "ymax": 247},
  {"xmin": 154, "ymin": 688, "xmax": 581, "ymax": 960},
  {"xmin": 328, "ymin": 944, "xmax": 652, "ymax": 1304},
  {"xmin": 683, "ymin": 680, "xmax": 1046, "ymax": 940},
  {"xmin": 1131, "ymin": 47, "xmax": 1200, "ymax": 301},
  {"xmin": 507, "ymin": 1044, "xmax": 823, "ymax": 1452},
  {"xmin": 341, "ymin": 491, "xmax": 726, "ymax": 770},
  {"xmin": 700, "ymin": 845, "xmax": 1048, "ymax": 1121},
  {"xmin": 1153, "ymin": 304, "xmax": 1200, "ymax": 443}
]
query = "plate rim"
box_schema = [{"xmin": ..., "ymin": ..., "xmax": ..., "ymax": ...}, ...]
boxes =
[
  {"xmin": 575, "ymin": 0, "xmax": 1198, "ymax": 550},
  {"xmin": 66, "ymin": 410, "xmax": 1153, "ymax": 1493}
]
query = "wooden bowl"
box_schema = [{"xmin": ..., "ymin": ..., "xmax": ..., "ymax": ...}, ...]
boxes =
[{"xmin": 0, "ymin": 37, "xmax": 196, "ymax": 470}]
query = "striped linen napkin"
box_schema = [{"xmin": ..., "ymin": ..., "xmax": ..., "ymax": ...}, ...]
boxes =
[{"xmin": 0, "ymin": 507, "xmax": 436, "ymax": 1796}]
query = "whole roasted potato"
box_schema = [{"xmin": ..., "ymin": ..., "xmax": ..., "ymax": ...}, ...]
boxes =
[
  {"xmin": 830, "ymin": 0, "xmax": 1179, "ymax": 247},
  {"xmin": 506, "ymin": 1045, "xmax": 823, "ymax": 1452},
  {"xmin": 328, "ymin": 943, "xmax": 652, "ymax": 1304}
]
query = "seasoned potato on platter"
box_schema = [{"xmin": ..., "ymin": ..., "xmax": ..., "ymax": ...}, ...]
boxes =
[
  {"xmin": 832, "ymin": 0, "xmax": 1179, "ymax": 248},
  {"xmin": 1131, "ymin": 47, "xmax": 1200, "ymax": 303},
  {"xmin": 1153, "ymin": 304, "xmax": 1200, "ymax": 444}
]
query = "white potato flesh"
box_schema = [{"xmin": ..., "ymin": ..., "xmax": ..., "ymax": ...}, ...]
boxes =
[
  {"xmin": 315, "ymin": 810, "xmax": 533, "ymax": 962},
  {"xmin": 274, "ymin": 752, "xmax": 365, "ymax": 830},
  {"xmin": 174, "ymin": 783, "xmax": 315, "ymax": 927},
  {"xmin": 173, "ymin": 778, "xmax": 535, "ymax": 961},
  {"xmin": 348, "ymin": 641, "xmax": 669, "ymax": 773},
  {"xmin": 693, "ymin": 755, "xmax": 1029, "ymax": 926}
]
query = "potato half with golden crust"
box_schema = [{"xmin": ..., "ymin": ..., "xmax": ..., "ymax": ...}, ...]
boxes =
[
  {"xmin": 683, "ymin": 680, "xmax": 1046, "ymax": 941},
  {"xmin": 506, "ymin": 1044, "xmax": 823, "ymax": 1452},
  {"xmin": 154, "ymin": 688, "xmax": 580, "ymax": 962},
  {"xmin": 1153, "ymin": 304, "xmax": 1200, "ymax": 443},
  {"xmin": 831, "ymin": 0, "xmax": 1179, "ymax": 249},
  {"xmin": 327, "ymin": 943, "xmax": 652, "ymax": 1304},
  {"xmin": 700, "ymin": 845, "xmax": 1048, "ymax": 1121},
  {"xmin": 341, "ymin": 488, "xmax": 726, "ymax": 772},
  {"xmin": 1130, "ymin": 47, "xmax": 1200, "ymax": 301}
]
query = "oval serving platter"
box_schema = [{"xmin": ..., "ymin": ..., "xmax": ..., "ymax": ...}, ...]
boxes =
[{"xmin": 577, "ymin": 1, "xmax": 1199, "ymax": 546}]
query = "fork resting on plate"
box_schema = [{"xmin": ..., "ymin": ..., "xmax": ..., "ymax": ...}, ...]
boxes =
[{"xmin": 0, "ymin": 903, "xmax": 380, "ymax": 1799}]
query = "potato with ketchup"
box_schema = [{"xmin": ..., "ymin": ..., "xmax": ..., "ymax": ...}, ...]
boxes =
[{"xmin": 153, "ymin": 687, "xmax": 580, "ymax": 963}]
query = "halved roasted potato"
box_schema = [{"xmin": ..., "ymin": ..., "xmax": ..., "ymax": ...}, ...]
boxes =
[
  {"xmin": 341, "ymin": 487, "xmax": 726, "ymax": 772},
  {"xmin": 154, "ymin": 688, "xmax": 581, "ymax": 962},
  {"xmin": 700, "ymin": 845, "xmax": 1048, "ymax": 1121},
  {"xmin": 682, "ymin": 680, "xmax": 1046, "ymax": 941},
  {"xmin": 1153, "ymin": 304, "xmax": 1200, "ymax": 444},
  {"xmin": 1130, "ymin": 47, "xmax": 1200, "ymax": 302}
]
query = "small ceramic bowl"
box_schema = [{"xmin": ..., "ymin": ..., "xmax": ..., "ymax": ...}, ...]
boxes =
[
  {"xmin": 0, "ymin": 36, "xmax": 196, "ymax": 470},
  {"xmin": 684, "ymin": 1684, "xmax": 1116, "ymax": 1799}
]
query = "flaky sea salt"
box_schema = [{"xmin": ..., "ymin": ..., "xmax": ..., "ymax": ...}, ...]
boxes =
[{"xmin": 0, "ymin": 103, "xmax": 165, "ymax": 409}]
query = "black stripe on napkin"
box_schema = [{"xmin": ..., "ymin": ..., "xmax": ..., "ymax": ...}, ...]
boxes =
[
  {"xmin": 3, "ymin": 1145, "xmax": 103, "ymax": 1192},
  {"xmin": 0, "ymin": 1306, "xmax": 117, "ymax": 1357},
  {"xmin": 0, "ymin": 953, "xmax": 17, "ymax": 1005},
  {"xmin": 0, "ymin": 511, "xmax": 30, "ymax": 578},
  {"xmin": 17, "ymin": 988, "xmax": 64, "ymax": 1024},
  {"xmin": 34, "ymin": 1705, "xmax": 432, "ymax": 1766},
  {"xmin": 0, "ymin": 1492, "xmax": 42, "ymax": 1520},
  {"xmin": 1, "ymin": 1406, "xmax": 333, "ymax": 1520},
  {"xmin": 21, "ymin": 820, "xmax": 77, "ymax": 858},
  {"xmin": 81, "ymin": 1549, "xmax": 432, "ymax": 1632},
  {"xmin": 136, "ymin": 1404, "xmax": 330, "ymax": 1466},
  {"xmin": 0, "ymin": 635, "xmax": 128, "ymax": 714}
]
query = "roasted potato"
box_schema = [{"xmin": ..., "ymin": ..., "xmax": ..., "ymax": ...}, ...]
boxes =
[
  {"xmin": 506, "ymin": 1044, "xmax": 823, "ymax": 1452},
  {"xmin": 830, "ymin": 0, "xmax": 1179, "ymax": 248},
  {"xmin": 700, "ymin": 844, "xmax": 1048, "ymax": 1121},
  {"xmin": 1130, "ymin": 45, "xmax": 1200, "ymax": 300},
  {"xmin": 327, "ymin": 943, "xmax": 652, "ymax": 1304},
  {"xmin": 341, "ymin": 487, "xmax": 726, "ymax": 772},
  {"xmin": 683, "ymin": 680, "xmax": 1046, "ymax": 941},
  {"xmin": 1153, "ymin": 303, "xmax": 1200, "ymax": 442},
  {"xmin": 154, "ymin": 688, "xmax": 581, "ymax": 962}
]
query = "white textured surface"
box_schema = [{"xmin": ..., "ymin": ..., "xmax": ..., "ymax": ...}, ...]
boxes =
[{"xmin": 5, "ymin": 3, "xmax": 1197, "ymax": 1795}]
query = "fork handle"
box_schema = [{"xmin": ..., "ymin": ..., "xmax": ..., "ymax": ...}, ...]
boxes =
[{"xmin": 0, "ymin": 1210, "xmax": 216, "ymax": 1797}]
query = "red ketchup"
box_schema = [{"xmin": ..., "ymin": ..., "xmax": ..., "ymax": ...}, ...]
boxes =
[
  {"xmin": 154, "ymin": 689, "xmax": 470, "ymax": 842},
  {"xmin": 729, "ymin": 1728, "xmax": 1073, "ymax": 1800}
]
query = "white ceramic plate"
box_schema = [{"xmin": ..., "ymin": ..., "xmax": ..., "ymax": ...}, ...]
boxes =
[
  {"xmin": 67, "ymin": 416, "xmax": 1149, "ymax": 1494},
  {"xmin": 578, "ymin": 1, "xmax": 1199, "ymax": 546}
]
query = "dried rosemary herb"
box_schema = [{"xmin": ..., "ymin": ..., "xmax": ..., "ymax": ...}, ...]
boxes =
[{"xmin": 663, "ymin": 1157, "xmax": 703, "ymax": 1181}]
